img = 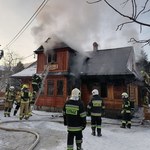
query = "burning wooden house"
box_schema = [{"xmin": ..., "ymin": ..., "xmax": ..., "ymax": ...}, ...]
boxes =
[
  {"xmin": 33, "ymin": 40, "xmax": 142, "ymax": 117},
  {"xmin": 12, "ymin": 40, "xmax": 143, "ymax": 118}
]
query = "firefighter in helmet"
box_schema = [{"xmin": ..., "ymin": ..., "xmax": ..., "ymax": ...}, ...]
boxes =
[
  {"xmin": 19, "ymin": 84, "xmax": 31, "ymax": 120},
  {"xmin": 120, "ymin": 92, "xmax": 132, "ymax": 128},
  {"xmin": 32, "ymin": 73, "xmax": 42, "ymax": 93},
  {"xmin": 63, "ymin": 88, "xmax": 86, "ymax": 150},
  {"xmin": 4, "ymin": 85, "xmax": 16, "ymax": 117},
  {"xmin": 87, "ymin": 89, "xmax": 105, "ymax": 137}
]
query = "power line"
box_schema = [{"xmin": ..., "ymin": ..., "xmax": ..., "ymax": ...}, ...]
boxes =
[
  {"xmin": 3, "ymin": 0, "xmax": 49, "ymax": 49},
  {"xmin": 22, "ymin": 53, "xmax": 34, "ymax": 60}
]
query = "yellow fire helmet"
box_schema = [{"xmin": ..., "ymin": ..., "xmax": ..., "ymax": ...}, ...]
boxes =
[{"xmin": 22, "ymin": 84, "xmax": 29, "ymax": 89}]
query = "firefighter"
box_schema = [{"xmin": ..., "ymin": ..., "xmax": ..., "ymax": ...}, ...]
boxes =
[
  {"xmin": 32, "ymin": 73, "xmax": 42, "ymax": 93},
  {"xmin": 63, "ymin": 88, "xmax": 86, "ymax": 150},
  {"xmin": 4, "ymin": 86, "xmax": 16, "ymax": 117},
  {"xmin": 87, "ymin": 89, "xmax": 105, "ymax": 137},
  {"xmin": 19, "ymin": 84, "xmax": 31, "ymax": 120},
  {"xmin": 13, "ymin": 88, "xmax": 21, "ymax": 116},
  {"xmin": 120, "ymin": 92, "xmax": 132, "ymax": 128}
]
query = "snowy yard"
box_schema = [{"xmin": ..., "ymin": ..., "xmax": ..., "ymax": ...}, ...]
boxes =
[{"xmin": 0, "ymin": 109, "xmax": 150, "ymax": 150}]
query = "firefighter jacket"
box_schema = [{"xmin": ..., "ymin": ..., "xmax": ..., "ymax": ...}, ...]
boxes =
[
  {"xmin": 121, "ymin": 98, "xmax": 131, "ymax": 114},
  {"xmin": 5, "ymin": 90, "xmax": 16, "ymax": 102},
  {"xmin": 63, "ymin": 99, "xmax": 86, "ymax": 132},
  {"xmin": 32, "ymin": 74, "xmax": 42, "ymax": 86},
  {"xmin": 20, "ymin": 88, "xmax": 31, "ymax": 102},
  {"xmin": 87, "ymin": 95, "xmax": 105, "ymax": 117}
]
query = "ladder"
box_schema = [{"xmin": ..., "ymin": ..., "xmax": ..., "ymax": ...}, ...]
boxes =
[{"xmin": 34, "ymin": 64, "xmax": 50, "ymax": 107}]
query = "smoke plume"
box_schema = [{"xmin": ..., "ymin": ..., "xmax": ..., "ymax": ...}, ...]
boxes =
[{"xmin": 31, "ymin": 0, "xmax": 144, "ymax": 60}]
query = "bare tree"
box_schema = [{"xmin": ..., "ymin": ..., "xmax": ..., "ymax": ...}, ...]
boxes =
[
  {"xmin": 0, "ymin": 49, "xmax": 23, "ymax": 91},
  {"xmin": 87, "ymin": 0, "xmax": 150, "ymax": 46}
]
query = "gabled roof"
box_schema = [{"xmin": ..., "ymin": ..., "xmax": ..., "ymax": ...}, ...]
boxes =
[
  {"xmin": 11, "ymin": 62, "xmax": 36, "ymax": 78},
  {"xmin": 82, "ymin": 46, "xmax": 138, "ymax": 76},
  {"xmin": 11, "ymin": 46, "xmax": 141, "ymax": 80}
]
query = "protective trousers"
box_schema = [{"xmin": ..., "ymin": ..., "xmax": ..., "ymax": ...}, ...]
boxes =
[
  {"xmin": 67, "ymin": 131, "xmax": 83, "ymax": 150},
  {"xmin": 19, "ymin": 101, "xmax": 29, "ymax": 120},
  {"xmin": 121, "ymin": 112, "xmax": 131, "ymax": 128},
  {"xmin": 14, "ymin": 103, "xmax": 20, "ymax": 116},
  {"xmin": 91, "ymin": 116, "xmax": 102, "ymax": 136},
  {"xmin": 4, "ymin": 101, "xmax": 13, "ymax": 117}
]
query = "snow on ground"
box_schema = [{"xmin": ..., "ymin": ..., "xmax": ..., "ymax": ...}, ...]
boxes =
[{"xmin": 0, "ymin": 108, "xmax": 150, "ymax": 150}]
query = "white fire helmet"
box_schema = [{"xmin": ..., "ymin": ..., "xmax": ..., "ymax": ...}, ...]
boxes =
[
  {"xmin": 9, "ymin": 86, "xmax": 15, "ymax": 91},
  {"xmin": 121, "ymin": 92, "xmax": 128, "ymax": 98},
  {"xmin": 92, "ymin": 89, "xmax": 99, "ymax": 95},
  {"xmin": 71, "ymin": 88, "xmax": 81, "ymax": 98}
]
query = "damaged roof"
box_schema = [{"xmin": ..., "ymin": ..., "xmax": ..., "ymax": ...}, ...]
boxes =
[{"xmin": 11, "ymin": 45, "xmax": 141, "ymax": 80}]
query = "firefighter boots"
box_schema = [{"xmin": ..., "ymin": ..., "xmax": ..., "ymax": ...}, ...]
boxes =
[
  {"xmin": 76, "ymin": 143, "xmax": 83, "ymax": 150},
  {"xmin": 120, "ymin": 125, "xmax": 126, "ymax": 128},
  {"xmin": 127, "ymin": 124, "xmax": 131, "ymax": 129},
  {"xmin": 91, "ymin": 127, "xmax": 96, "ymax": 136},
  {"xmin": 120, "ymin": 122, "xmax": 126, "ymax": 128},
  {"xmin": 91, "ymin": 130, "xmax": 96, "ymax": 136},
  {"xmin": 14, "ymin": 110, "xmax": 17, "ymax": 116},
  {"xmin": 97, "ymin": 129, "xmax": 102, "ymax": 137}
]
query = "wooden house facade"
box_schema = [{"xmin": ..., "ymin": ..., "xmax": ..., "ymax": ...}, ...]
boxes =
[
  {"xmin": 34, "ymin": 41, "xmax": 142, "ymax": 117},
  {"xmin": 12, "ymin": 41, "xmax": 143, "ymax": 118}
]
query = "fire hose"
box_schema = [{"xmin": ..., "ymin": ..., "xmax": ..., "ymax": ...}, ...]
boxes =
[{"xmin": 0, "ymin": 120, "xmax": 40, "ymax": 150}]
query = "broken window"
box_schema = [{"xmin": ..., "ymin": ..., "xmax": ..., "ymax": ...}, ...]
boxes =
[{"xmin": 48, "ymin": 53, "xmax": 57, "ymax": 63}]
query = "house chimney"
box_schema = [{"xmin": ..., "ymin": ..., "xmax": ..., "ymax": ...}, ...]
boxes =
[{"xmin": 93, "ymin": 42, "xmax": 98, "ymax": 51}]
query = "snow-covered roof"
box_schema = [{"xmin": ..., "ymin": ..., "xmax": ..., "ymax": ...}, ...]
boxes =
[{"xmin": 11, "ymin": 62, "xmax": 36, "ymax": 78}]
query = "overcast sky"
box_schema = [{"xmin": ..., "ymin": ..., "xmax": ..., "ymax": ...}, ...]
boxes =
[{"xmin": 0, "ymin": 0, "xmax": 150, "ymax": 64}]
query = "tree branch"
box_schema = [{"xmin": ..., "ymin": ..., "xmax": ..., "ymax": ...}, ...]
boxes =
[
  {"xmin": 87, "ymin": 0, "xmax": 150, "ymax": 27},
  {"xmin": 87, "ymin": 0, "xmax": 150, "ymax": 46},
  {"xmin": 87, "ymin": 0, "xmax": 102, "ymax": 4},
  {"xmin": 116, "ymin": 21, "xmax": 134, "ymax": 30},
  {"xmin": 143, "ymin": 8, "xmax": 150, "ymax": 14},
  {"xmin": 136, "ymin": 0, "xmax": 149, "ymax": 19},
  {"xmin": 129, "ymin": 38, "xmax": 150, "ymax": 47}
]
